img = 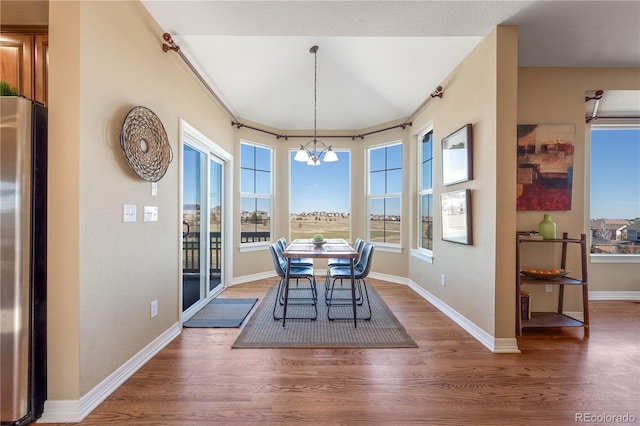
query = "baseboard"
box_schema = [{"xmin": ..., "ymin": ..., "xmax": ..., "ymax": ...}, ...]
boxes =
[
  {"xmin": 564, "ymin": 311, "xmax": 584, "ymax": 322},
  {"xmin": 231, "ymin": 271, "xmax": 276, "ymax": 285},
  {"xmin": 589, "ymin": 291, "xmax": 640, "ymax": 300},
  {"xmin": 369, "ymin": 271, "xmax": 411, "ymax": 285},
  {"xmin": 406, "ymin": 279, "xmax": 520, "ymax": 354},
  {"xmin": 38, "ymin": 322, "xmax": 181, "ymax": 423}
]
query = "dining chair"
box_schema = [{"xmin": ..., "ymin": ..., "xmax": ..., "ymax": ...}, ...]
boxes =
[
  {"xmin": 327, "ymin": 237, "xmax": 364, "ymax": 268},
  {"xmin": 324, "ymin": 237, "xmax": 365, "ymax": 304},
  {"xmin": 269, "ymin": 243, "xmax": 317, "ymax": 321},
  {"xmin": 326, "ymin": 242, "xmax": 374, "ymax": 322},
  {"xmin": 277, "ymin": 237, "xmax": 314, "ymax": 266}
]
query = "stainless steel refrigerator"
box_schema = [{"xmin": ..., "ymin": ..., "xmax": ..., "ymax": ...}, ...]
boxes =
[{"xmin": 1, "ymin": 96, "xmax": 47, "ymax": 425}]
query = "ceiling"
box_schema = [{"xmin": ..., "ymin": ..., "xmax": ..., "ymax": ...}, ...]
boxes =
[
  {"xmin": 6, "ymin": 1, "xmax": 639, "ymax": 131},
  {"xmin": 141, "ymin": 0, "xmax": 640, "ymax": 131}
]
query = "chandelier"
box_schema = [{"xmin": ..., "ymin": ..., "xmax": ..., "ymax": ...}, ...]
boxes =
[{"xmin": 294, "ymin": 45, "xmax": 339, "ymax": 166}]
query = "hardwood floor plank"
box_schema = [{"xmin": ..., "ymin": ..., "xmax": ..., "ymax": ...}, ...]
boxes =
[{"xmin": 39, "ymin": 279, "xmax": 640, "ymax": 425}]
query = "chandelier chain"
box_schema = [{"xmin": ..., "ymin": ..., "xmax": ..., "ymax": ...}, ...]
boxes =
[{"xmin": 313, "ymin": 46, "xmax": 318, "ymax": 139}]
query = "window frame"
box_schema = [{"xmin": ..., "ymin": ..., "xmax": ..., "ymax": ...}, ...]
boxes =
[
  {"xmin": 413, "ymin": 126, "xmax": 435, "ymax": 263},
  {"xmin": 588, "ymin": 123, "xmax": 640, "ymax": 264},
  {"xmin": 239, "ymin": 140, "xmax": 273, "ymax": 250},
  {"xmin": 288, "ymin": 148, "xmax": 352, "ymax": 242},
  {"xmin": 366, "ymin": 141, "xmax": 403, "ymax": 250}
]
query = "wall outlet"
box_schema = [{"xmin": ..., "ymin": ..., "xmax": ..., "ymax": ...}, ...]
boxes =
[
  {"xmin": 545, "ymin": 285, "xmax": 553, "ymax": 293},
  {"xmin": 440, "ymin": 274, "xmax": 446, "ymax": 287},
  {"xmin": 150, "ymin": 300, "xmax": 158, "ymax": 318}
]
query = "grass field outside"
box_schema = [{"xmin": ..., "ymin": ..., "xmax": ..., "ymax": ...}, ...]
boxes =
[{"xmin": 290, "ymin": 216, "xmax": 350, "ymax": 240}]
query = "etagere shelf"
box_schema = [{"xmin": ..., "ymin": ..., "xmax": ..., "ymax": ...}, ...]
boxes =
[{"xmin": 516, "ymin": 232, "xmax": 589, "ymax": 336}]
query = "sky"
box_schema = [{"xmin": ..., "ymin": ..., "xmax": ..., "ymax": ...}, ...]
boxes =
[
  {"xmin": 590, "ymin": 128, "xmax": 640, "ymax": 220},
  {"xmin": 290, "ymin": 150, "xmax": 351, "ymax": 214}
]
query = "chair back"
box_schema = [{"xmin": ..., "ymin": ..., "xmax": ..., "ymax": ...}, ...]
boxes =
[
  {"xmin": 277, "ymin": 237, "xmax": 288, "ymax": 251},
  {"xmin": 353, "ymin": 238, "xmax": 364, "ymax": 255},
  {"xmin": 269, "ymin": 243, "xmax": 287, "ymax": 278},
  {"xmin": 355, "ymin": 242, "xmax": 375, "ymax": 279}
]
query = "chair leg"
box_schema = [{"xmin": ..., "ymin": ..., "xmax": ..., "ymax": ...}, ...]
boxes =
[
  {"xmin": 326, "ymin": 277, "xmax": 371, "ymax": 321},
  {"xmin": 273, "ymin": 276, "xmax": 318, "ymax": 321},
  {"xmin": 325, "ymin": 277, "xmax": 363, "ymax": 306}
]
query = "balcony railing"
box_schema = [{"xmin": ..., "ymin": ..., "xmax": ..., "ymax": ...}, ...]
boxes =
[{"xmin": 183, "ymin": 231, "xmax": 270, "ymax": 274}]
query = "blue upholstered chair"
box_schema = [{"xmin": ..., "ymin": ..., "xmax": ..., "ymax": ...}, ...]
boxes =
[
  {"xmin": 269, "ymin": 243, "xmax": 317, "ymax": 321},
  {"xmin": 326, "ymin": 242, "xmax": 374, "ymax": 322},
  {"xmin": 277, "ymin": 237, "xmax": 313, "ymax": 267}
]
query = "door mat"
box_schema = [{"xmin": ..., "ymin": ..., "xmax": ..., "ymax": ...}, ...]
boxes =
[{"xmin": 184, "ymin": 298, "xmax": 258, "ymax": 328}]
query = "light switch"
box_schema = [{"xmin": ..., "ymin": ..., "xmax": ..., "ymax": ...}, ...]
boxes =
[
  {"xmin": 151, "ymin": 182, "xmax": 158, "ymax": 196},
  {"xmin": 144, "ymin": 206, "xmax": 159, "ymax": 222},
  {"xmin": 123, "ymin": 204, "xmax": 136, "ymax": 223}
]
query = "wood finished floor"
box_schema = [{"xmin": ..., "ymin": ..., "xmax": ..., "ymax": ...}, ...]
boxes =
[{"xmin": 46, "ymin": 278, "xmax": 639, "ymax": 425}]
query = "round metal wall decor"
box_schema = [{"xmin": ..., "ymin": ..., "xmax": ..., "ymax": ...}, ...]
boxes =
[{"xmin": 120, "ymin": 106, "xmax": 172, "ymax": 182}]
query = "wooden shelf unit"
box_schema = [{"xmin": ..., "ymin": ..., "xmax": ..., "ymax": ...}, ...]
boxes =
[{"xmin": 516, "ymin": 232, "xmax": 589, "ymax": 336}]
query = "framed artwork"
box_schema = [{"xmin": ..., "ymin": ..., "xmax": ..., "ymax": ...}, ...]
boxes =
[
  {"xmin": 442, "ymin": 124, "xmax": 473, "ymax": 186},
  {"xmin": 441, "ymin": 189, "xmax": 472, "ymax": 245},
  {"xmin": 516, "ymin": 124, "xmax": 575, "ymax": 211}
]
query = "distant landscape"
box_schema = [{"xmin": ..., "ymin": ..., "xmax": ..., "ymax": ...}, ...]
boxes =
[{"xmin": 289, "ymin": 212, "xmax": 400, "ymax": 243}]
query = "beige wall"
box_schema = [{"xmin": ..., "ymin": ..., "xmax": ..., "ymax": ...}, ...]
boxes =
[
  {"xmin": 407, "ymin": 26, "xmax": 519, "ymax": 338},
  {"xmin": 517, "ymin": 67, "xmax": 640, "ymax": 311},
  {"xmin": 48, "ymin": 0, "xmax": 234, "ymax": 398},
  {"xmin": 43, "ymin": 0, "xmax": 639, "ymax": 411},
  {"xmin": 0, "ymin": 0, "xmax": 48, "ymax": 25}
]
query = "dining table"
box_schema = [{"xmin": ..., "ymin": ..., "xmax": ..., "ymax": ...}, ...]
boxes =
[{"xmin": 282, "ymin": 238, "xmax": 360, "ymax": 327}]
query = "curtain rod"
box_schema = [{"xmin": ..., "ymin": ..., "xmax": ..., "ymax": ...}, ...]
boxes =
[
  {"xmin": 162, "ymin": 33, "xmax": 239, "ymax": 124},
  {"xmin": 162, "ymin": 33, "xmax": 443, "ymax": 140}
]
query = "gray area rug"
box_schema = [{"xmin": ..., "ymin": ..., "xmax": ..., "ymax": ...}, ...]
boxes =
[
  {"xmin": 232, "ymin": 282, "xmax": 418, "ymax": 348},
  {"xmin": 184, "ymin": 298, "xmax": 258, "ymax": 328}
]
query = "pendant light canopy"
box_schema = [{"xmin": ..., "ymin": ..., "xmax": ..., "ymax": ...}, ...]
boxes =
[{"xmin": 294, "ymin": 45, "xmax": 338, "ymax": 166}]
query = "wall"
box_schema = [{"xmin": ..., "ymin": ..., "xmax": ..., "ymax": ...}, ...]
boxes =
[
  {"xmin": 517, "ymin": 67, "xmax": 640, "ymax": 311},
  {"xmin": 48, "ymin": 0, "xmax": 234, "ymax": 400},
  {"xmin": 407, "ymin": 26, "xmax": 519, "ymax": 339},
  {"xmin": 0, "ymin": 0, "xmax": 48, "ymax": 25}
]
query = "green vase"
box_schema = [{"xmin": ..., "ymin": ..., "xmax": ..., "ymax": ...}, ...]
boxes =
[{"xmin": 538, "ymin": 213, "xmax": 556, "ymax": 240}]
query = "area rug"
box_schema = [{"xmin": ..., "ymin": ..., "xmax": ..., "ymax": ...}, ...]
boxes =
[
  {"xmin": 183, "ymin": 298, "xmax": 258, "ymax": 328},
  {"xmin": 232, "ymin": 283, "xmax": 417, "ymax": 348}
]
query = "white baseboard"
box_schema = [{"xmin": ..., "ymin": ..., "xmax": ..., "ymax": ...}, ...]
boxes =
[
  {"xmin": 231, "ymin": 271, "xmax": 276, "ymax": 285},
  {"xmin": 405, "ymin": 279, "xmax": 520, "ymax": 354},
  {"xmin": 38, "ymin": 322, "xmax": 181, "ymax": 423},
  {"xmin": 589, "ymin": 291, "xmax": 640, "ymax": 300},
  {"xmin": 369, "ymin": 271, "xmax": 411, "ymax": 285},
  {"xmin": 564, "ymin": 311, "xmax": 584, "ymax": 322}
]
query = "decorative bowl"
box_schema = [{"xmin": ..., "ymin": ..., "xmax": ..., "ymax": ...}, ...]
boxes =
[
  {"xmin": 312, "ymin": 240, "xmax": 326, "ymax": 247},
  {"xmin": 520, "ymin": 270, "xmax": 570, "ymax": 280}
]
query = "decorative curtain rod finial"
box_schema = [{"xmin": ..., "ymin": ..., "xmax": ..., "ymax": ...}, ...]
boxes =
[
  {"xmin": 162, "ymin": 33, "xmax": 180, "ymax": 53},
  {"xmin": 585, "ymin": 89, "xmax": 604, "ymax": 102},
  {"xmin": 430, "ymin": 86, "xmax": 444, "ymax": 99}
]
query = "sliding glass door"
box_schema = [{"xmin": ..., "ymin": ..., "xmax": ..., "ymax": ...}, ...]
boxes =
[{"xmin": 182, "ymin": 142, "xmax": 226, "ymax": 316}]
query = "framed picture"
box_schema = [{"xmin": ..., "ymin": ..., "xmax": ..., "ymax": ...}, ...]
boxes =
[
  {"xmin": 516, "ymin": 124, "xmax": 574, "ymax": 211},
  {"xmin": 442, "ymin": 124, "xmax": 473, "ymax": 186},
  {"xmin": 441, "ymin": 189, "xmax": 472, "ymax": 245}
]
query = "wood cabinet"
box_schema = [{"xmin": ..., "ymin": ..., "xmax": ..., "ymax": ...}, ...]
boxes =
[
  {"xmin": 516, "ymin": 232, "xmax": 590, "ymax": 336},
  {"xmin": 1, "ymin": 28, "xmax": 48, "ymax": 105}
]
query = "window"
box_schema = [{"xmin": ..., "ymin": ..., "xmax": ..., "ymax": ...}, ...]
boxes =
[
  {"xmin": 368, "ymin": 142, "xmax": 402, "ymax": 245},
  {"xmin": 418, "ymin": 129, "xmax": 434, "ymax": 251},
  {"xmin": 289, "ymin": 150, "xmax": 351, "ymax": 241},
  {"xmin": 590, "ymin": 125, "xmax": 640, "ymax": 257},
  {"xmin": 240, "ymin": 142, "xmax": 272, "ymax": 245}
]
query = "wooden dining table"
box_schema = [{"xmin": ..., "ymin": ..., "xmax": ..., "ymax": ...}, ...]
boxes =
[{"xmin": 282, "ymin": 239, "xmax": 359, "ymax": 327}]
